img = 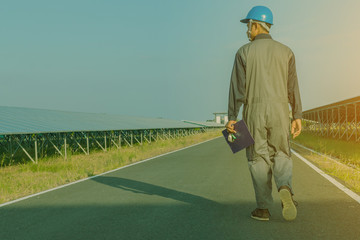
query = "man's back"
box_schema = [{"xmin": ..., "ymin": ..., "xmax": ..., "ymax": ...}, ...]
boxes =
[{"xmin": 238, "ymin": 34, "xmax": 293, "ymax": 105}]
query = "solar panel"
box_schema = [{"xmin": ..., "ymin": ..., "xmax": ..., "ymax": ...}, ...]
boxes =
[{"xmin": 0, "ymin": 106, "xmax": 201, "ymax": 135}]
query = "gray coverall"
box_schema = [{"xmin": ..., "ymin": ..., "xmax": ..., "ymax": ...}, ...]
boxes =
[{"xmin": 228, "ymin": 33, "xmax": 302, "ymax": 209}]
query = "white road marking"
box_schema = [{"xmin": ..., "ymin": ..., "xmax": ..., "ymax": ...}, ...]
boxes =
[
  {"xmin": 291, "ymin": 149, "xmax": 360, "ymax": 204},
  {"xmin": 0, "ymin": 136, "xmax": 222, "ymax": 208}
]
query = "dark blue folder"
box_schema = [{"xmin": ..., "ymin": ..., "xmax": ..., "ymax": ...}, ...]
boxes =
[{"xmin": 222, "ymin": 120, "xmax": 255, "ymax": 154}]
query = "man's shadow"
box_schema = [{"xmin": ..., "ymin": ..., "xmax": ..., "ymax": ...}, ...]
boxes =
[{"xmin": 92, "ymin": 176, "xmax": 219, "ymax": 207}]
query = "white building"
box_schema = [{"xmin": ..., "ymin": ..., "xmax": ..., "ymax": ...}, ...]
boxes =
[{"xmin": 213, "ymin": 112, "xmax": 228, "ymax": 124}]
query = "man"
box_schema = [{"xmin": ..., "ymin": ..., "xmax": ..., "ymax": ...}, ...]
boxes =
[{"xmin": 225, "ymin": 6, "xmax": 302, "ymax": 221}]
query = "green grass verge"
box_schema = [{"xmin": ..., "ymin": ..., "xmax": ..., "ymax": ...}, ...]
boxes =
[
  {"xmin": 292, "ymin": 131, "xmax": 360, "ymax": 168},
  {"xmin": 291, "ymin": 131, "xmax": 360, "ymax": 193},
  {"xmin": 0, "ymin": 129, "xmax": 222, "ymax": 204}
]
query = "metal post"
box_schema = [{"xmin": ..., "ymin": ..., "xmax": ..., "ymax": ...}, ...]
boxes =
[
  {"xmin": 321, "ymin": 110, "xmax": 324, "ymax": 136},
  {"xmin": 9, "ymin": 136, "xmax": 13, "ymax": 159},
  {"xmin": 326, "ymin": 109, "xmax": 329, "ymax": 137},
  {"xmin": 35, "ymin": 137, "xmax": 38, "ymax": 163},
  {"xmin": 346, "ymin": 105, "xmax": 348, "ymax": 140},
  {"xmin": 86, "ymin": 134, "xmax": 90, "ymax": 155},
  {"xmin": 355, "ymin": 103, "xmax": 358, "ymax": 142},
  {"xmin": 131, "ymin": 133, "xmax": 133, "ymax": 146},
  {"xmin": 313, "ymin": 111, "xmax": 315, "ymax": 133},
  {"xmin": 331, "ymin": 108, "xmax": 334, "ymax": 138},
  {"xmin": 104, "ymin": 133, "xmax": 107, "ymax": 151},
  {"xmin": 64, "ymin": 135, "xmax": 67, "ymax": 160},
  {"xmin": 337, "ymin": 107, "xmax": 340, "ymax": 138},
  {"xmin": 119, "ymin": 134, "xmax": 122, "ymax": 148}
]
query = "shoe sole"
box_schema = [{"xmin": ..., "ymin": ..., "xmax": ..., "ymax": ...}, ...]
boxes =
[
  {"xmin": 250, "ymin": 215, "xmax": 269, "ymax": 221},
  {"xmin": 279, "ymin": 189, "xmax": 297, "ymax": 221}
]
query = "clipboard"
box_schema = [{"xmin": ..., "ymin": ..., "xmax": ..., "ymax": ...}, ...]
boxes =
[{"xmin": 222, "ymin": 120, "xmax": 255, "ymax": 154}]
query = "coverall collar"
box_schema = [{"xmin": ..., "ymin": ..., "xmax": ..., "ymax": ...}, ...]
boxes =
[{"xmin": 254, "ymin": 33, "xmax": 272, "ymax": 41}]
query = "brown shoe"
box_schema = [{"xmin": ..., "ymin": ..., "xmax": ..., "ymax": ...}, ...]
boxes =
[
  {"xmin": 251, "ymin": 208, "xmax": 270, "ymax": 221},
  {"xmin": 279, "ymin": 188, "xmax": 297, "ymax": 221}
]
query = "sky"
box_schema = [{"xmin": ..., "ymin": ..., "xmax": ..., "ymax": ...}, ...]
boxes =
[{"xmin": 1, "ymin": 0, "xmax": 360, "ymax": 121}]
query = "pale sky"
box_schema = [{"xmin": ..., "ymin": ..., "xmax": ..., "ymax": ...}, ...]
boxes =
[{"xmin": 1, "ymin": 0, "xmax": 359, "ymax": 121}]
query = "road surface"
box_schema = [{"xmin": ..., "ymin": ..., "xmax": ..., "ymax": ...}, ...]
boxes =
[{"xmin": 1, "ymin": 137, "xmax": 359, "ymax": 239}]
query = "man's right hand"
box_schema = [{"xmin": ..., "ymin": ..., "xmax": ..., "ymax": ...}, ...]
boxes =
[
  {"xmin": 291, "ymin": 119, "xmax": 302, "ymax": 139},
  {"xmin": 225, "ymin": 120, "xmax": 237, "ymax": 134}
]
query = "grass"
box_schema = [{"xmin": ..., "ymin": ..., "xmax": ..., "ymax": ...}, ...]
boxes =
[
  {"xmin": 0, "ymin": 129, "xmax": 222, "ymax": 204},
  {"xmin": 292, "ymin": 131, "xmax": 360, "ymax": 169},
  {"xmin": 291, "ymin": 131, "xmax": 360, "ymax": 193}
]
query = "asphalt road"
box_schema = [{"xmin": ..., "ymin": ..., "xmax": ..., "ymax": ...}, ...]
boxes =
[{"xmin": 1, "ymin": 137, "xmax": 359, "ymax": 240}]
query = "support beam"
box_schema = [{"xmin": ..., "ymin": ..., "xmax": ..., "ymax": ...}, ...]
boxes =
[
  {"xmin": 16, "ymin": 140, "xmax": 36, "ymax": 164},
  {"xmin": 74, "ymin": 139, "xmax": 88, "ymax": 155},
  {"xmin": 94, "ymin": 139, "xmax": 106, "ymax": 151},
  {"xmin": 48, "ymin": 138, "xmax": 63, "ymax": 157},
  {"xmin": 133, "ymin": 136, "xmax": 141, "ymax": 145},
  {"xmin": 123, "ymin": 137, "xmax": 132, "ymax": 147},
  {"xmin": 143, "ymin": 135, "xmax": 150, "ymax": 144},
  {"xmin": 111, "ymin": 139, "xmax": 119, "ymax": 149}
]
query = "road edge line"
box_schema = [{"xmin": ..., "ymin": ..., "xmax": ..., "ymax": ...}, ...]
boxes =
[
  {"xmin": 291, "ymin": 149, "xmax": 360, "ymax": 204},
  {"xmin": 0, "ymin": 135, "xmax": 222, "ymax": 208}
]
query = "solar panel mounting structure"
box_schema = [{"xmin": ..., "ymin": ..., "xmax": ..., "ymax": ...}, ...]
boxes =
[
  {"xmin": 0, "ymin": 106, "xmax": 221, "ymax": 164},
  {"xmin": 302, "ymin": 96, "xmax": 360, "ymax": 142}
]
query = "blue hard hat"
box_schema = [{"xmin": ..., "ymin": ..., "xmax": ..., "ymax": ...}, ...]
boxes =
[{"xmin": 240, "ymin": 6, "xmax": 273, "ymax": 25}]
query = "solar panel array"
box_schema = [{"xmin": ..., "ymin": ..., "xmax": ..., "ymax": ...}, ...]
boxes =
[
  {"xmin": 302, "ymin": 95, "xmax": 360, "ymax": 142},
  {"xmin": 303, "ymin": 96, "xmax": 360, "ymax": 124},
  {"xmin": 0, "ymin": 106, "xmax": 204, "ymax": 135}
]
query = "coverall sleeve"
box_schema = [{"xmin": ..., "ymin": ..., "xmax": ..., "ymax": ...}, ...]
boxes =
[
  {"xmin": 288, "ymin": 52, "xmax": 302, "ymax": 119},
  {"xmin": 228, "ymin": 51, "xmax": 246, "ymax": 121}
]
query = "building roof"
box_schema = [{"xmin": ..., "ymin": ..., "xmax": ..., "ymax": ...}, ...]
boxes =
[{"xmin": 182, "ymin": 120, "xmax": 224, "ymax": 127}]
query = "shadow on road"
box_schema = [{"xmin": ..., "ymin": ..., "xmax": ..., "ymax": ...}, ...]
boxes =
[
  {"xmin": 92, "ymin": 176, "xmax": 219, "ymax": 206},
  {"xmin": 1, "ymin": 194, "xmax": 360, "ymax": 239}
]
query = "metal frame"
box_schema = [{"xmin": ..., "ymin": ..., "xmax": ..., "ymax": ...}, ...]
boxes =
[
  {"xmin": 0, "ymin": 127, "xmax": 219, "ymax": 164},
  {"xmin": 302, "ymin": 98, "xmax": 360, "ymax": 142}
]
